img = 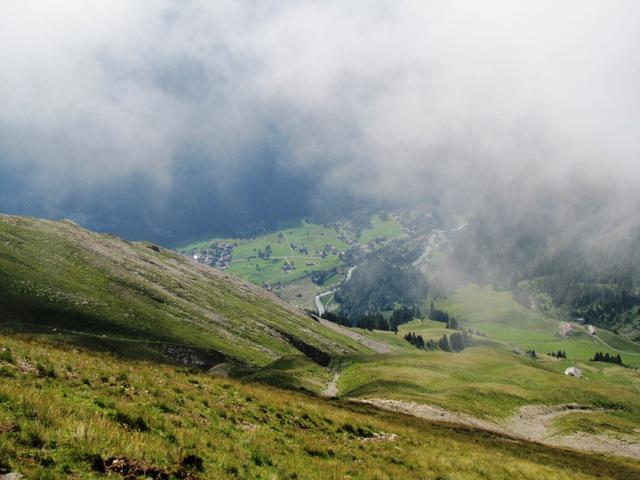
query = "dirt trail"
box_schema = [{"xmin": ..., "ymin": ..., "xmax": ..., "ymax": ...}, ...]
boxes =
[
  {"xmin": 550, "ymin": 431, "xmax": 640, "ymax": 458},
  {"xmin": 573, "ymin": 323, "xmax": 640, "ymax": 357},
  {"xmin": 321, "ymin": 372, "xmax": 340, "ymax": 398},
  {"xmin": 318, "ymin": 319, "xmax": 394, "ymax": 353},
  {"xmin": 356, "ymin": 398, "xmax": 640, "ymax": 459},
  {"xmin": 511, "ymin": 404, "xmax": 640, "ymax": 457},
  {"xmin": 357, "ymin": 399, "xmax": 500, "ymax": 433},
  {"xmin": 506, "ymin": 404, "xmax": 591, "ymax": 442}
]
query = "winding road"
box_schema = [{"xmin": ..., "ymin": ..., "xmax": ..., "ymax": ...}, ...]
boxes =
[
  {"xmin": 412, "ymin": 231, "xmax": 439, "ymax": 268},
  {"xmin": 573, "ymin": 323, "xmax": 640, "ymax": 356},
  {"xmin": 315, "ymin": 265, "xmax": 357, "ymax": 316}
]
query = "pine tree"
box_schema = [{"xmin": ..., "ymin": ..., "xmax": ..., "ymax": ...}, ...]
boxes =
[
  {"xmin": 450, "ymin": 332, "xmax": 463, "ymax": 351},
  {"xmin": 438, "ymin": 335, "xmax": 450, "ymax": 352},
  {"xmin": 374, "ymin": 313, "xmax": 388, "ymax": 331}
]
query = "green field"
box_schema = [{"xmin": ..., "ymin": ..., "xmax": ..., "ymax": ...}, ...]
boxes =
[
  {"xmin": 177, "ymin": 216, "xmax": 403, "ymax": 286},
  {"xmin": 228, "ymin": 254, "xmax": 343, "ymax": 285},
  {"xmin": 441, "ymin": 285, "xmax": 640, "ymax": 367}
]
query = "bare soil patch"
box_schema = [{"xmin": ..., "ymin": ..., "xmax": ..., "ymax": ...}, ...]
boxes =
[{"xmin": 355, "ymin": 398, "xmax": 640, "ymax": 459}]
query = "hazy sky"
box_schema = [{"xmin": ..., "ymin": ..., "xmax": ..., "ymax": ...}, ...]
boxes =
[{"xmin": 1, "ymin": 1, "xmax": 639, "ymax": 241}]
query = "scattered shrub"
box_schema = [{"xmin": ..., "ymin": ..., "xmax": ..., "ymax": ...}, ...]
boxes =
[
  {"xmin": 0, "ymin": 349, "xmax": 14, "ymax": 364},
  {"xmin": 22, "ymin": 430, "xmax": 45, "ymax": 448},
  {"xmin": 0, "ymin": 447, "xmax": 12, "ymax": 473},
  {"xmin": 108, "ymin": 410, "xmax": 149, "ymax": 432},
  {"xmin": 86, "ymin": 454, "xmax": 105, "ymax": 473},
  {"xmin": 181, "ymin": 454, "xmax": 204, "ymax": 472},
  {"xmin": 251, "ymin": 451, "xmax": 272, "ymax": 467},
  {"xmin": 36, "ymin": 363, "xmax": 56, "ymax": 379}
]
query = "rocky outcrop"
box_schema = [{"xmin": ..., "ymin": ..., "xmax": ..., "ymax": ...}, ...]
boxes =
[
  {"xmin": 145, "ymin": 343, "xmax": 226, "ymax": 369},
  {"xmin": 275, "ymin": 330, "xmax": 332, "ymax": 366}
]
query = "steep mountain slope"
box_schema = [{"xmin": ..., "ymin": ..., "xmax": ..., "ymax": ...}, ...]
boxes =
[{"xmin": 0, "ymin": 215, "xmax": 367, "ymax": 366}]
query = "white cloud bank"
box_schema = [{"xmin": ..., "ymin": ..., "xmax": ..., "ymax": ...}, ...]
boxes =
[{"xmin": 1, "ymin": 0, "xmax": 640, "ymax": 208}]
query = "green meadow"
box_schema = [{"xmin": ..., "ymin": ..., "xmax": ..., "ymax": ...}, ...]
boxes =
[
  {"xmin": 177, "ymin": 216, "xmax": 403, "ymax": 286},
  {"xmin": 442, "ymin": 285, "xmax": 640, "ymax": 367}
]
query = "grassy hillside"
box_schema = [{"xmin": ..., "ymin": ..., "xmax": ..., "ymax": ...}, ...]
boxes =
[
  {"xmin": 0, "ymin": 215, "xmax": 367, "ymax": 367},
  {"xmin": 442, "ymin": 285, "xmax": 640, "ymax": 367},
  {"xmin": 332, "ymin": 291, "xmax": 640, "ymax": 444},
  {"xmin": 1, "ymin": 333, "xmax": 638, "ymax": 479},
  {"xmin": 338, "ymin": 347, "xmax": 640, "ymax": 420}
]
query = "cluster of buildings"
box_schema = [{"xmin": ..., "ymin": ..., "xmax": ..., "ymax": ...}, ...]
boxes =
[
  {"xmin": 288, "ymin": 242, "xmax": 310, "ymax": 255},
  {"xmin": 559, "ymin": 319, "xmax": 597, "ymax": 338},
  {"xmin": 559, "ymin": 322, "xmax": 573, "ymax": 338},
  {"xmin": 316, "ymin": 244, "xmax": 339, "ymax": 258},
  {"xmin": 192, "ymin": 242, "xmax": 234, "ymax": 269}
]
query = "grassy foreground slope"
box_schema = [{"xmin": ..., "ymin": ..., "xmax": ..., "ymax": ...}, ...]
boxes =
[
  {"xmin": 0, "ymin": 215, "xmax": 367, "ymax": 366},
  {"xmin": 1, "ymin": 333, "xmax": 638, "ymax": 480}
]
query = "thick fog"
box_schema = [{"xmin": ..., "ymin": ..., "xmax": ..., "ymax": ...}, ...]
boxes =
[{"xmin": 1, "ymin": 1, "xmax": 639, "ymax": 243}]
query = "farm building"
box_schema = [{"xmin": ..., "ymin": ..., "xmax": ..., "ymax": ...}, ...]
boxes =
[
  {"xmin": 564, "ymin": 367, "xmax": 582, "ymax": 378},
  {"xmin": 559, "ymin": 322, "xmax": 573, "ymax": 338}
]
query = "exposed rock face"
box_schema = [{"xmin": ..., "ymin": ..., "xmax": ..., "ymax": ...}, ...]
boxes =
[
  {"xmin": 0, "ymin": 473, "xmax": 23, "ymax": 480},
  {"xmin": 146, "ymin": 343, "xmax": 226, "ymax": 369},
  {"xmin": 276, "ymin": 330, "xmax": 331, "ymax": 366}
]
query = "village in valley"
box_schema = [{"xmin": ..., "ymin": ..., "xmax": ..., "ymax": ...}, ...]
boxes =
[{"xmin": 177, "ymin": 214, "xmax": 404, "ymax": 300}]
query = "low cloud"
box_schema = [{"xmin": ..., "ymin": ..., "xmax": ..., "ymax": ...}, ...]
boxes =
[{"xmin": 1, "ymin": 1, "xmax": 639, "ymax": 241}]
